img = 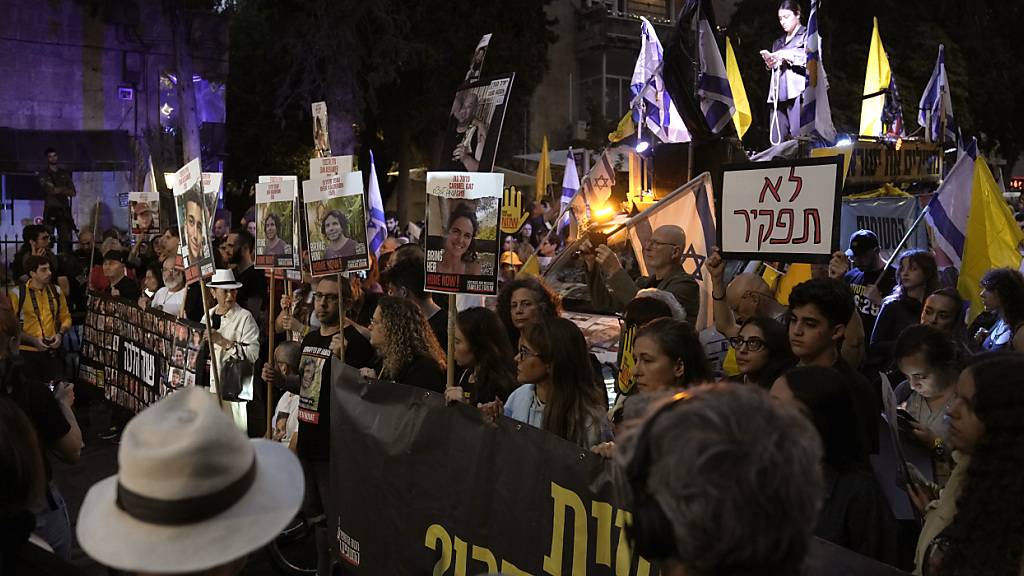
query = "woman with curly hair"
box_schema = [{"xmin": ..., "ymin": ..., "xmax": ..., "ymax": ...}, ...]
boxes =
[
  {"xmin": 322, "ymin": 210, "xmax": 358, "ymax": 259},
  {"xmin": 974, "ymin": 268, "xmax": 1024, "ymax": 352},
  {"xmin": 495, "ymin": 276, "xmax": 562, "ymax": 345},
  {"xmin": 911, "ymin": 353, "xmax": 1024, "ymax": 576},
  {"xmin": 436, "ymin": 204, "xmax": 481, "ymax": 276},
  {"xmin": 496, "ymin": 317, "xmax": 610, "ymax": 449},
  {"xmin": 445, "ymin": 307, "xmax": 517, "ymax": 406},
  {"xmin": 262, "ymin": 211, "xmax": 288, "ymax": 256},
  {"xmin": 361, "ymin": 296, "xmax": 446, "ymax": 393}
]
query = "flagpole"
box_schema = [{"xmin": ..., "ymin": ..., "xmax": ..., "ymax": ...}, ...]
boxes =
[
  {"xmin": 938, "ymin": 85, "xmax": 947, "ymax": 179},
  {"xmin": 266, "ymin": 272, "xmax": 275, "ymax": 439}
]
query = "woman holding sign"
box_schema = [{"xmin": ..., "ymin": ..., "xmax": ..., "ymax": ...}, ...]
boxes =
[
  {"xmin": 263, "ymin": 212, "xmax": 289, "ymax": 256},
  {"xmin": 437, "ymin": 204, "xmax": 482, "ymax": 276},
  {"xmin": 321, "ymin": 210, "xmax": 358, "ymax": 259}
]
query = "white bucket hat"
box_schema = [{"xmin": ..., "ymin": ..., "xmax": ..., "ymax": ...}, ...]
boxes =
[
  {"xmin": 207, "ymin": 268, "xmax": 243, "ymax": 290},
  {"xmin": 76, "ymin": 387, "xmax": 303, "ymax": 573}
]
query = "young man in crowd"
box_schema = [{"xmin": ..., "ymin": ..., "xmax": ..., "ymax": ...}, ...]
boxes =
[
  {"xmin": 260, "ymin": 276, "xmax": 373, "ymax": 576},
  {"xmin": 586, "ymin": 224, "xmax": 700, "ymax": 326},
  {"xmin": 10, "ymin": 255, "xmax": 72, "ymax": 384},
  {"xmin": 788, "ymin": 278, "xmax": 879, "ymax": 454},
  {"xmin": 617, "ymin": 384, "xmax": 823, "ymax": 576},
  {"xmin": 38, "ymin": 147, "xmax": 77, "ymax": 254},
  {"xmin": 76, "ymin": 387, "xmax": 302, "ymax": 576},
  {"xmin": 101, "ymin": 250, "xmax": 141, "ymax": 300},
  {"xmin": 380, "ymin": 256, "xmax": 447, "ymax": 350},
  {"xmin": 832, "ymin": 229, "xmax": 896, "ymax": 341}
]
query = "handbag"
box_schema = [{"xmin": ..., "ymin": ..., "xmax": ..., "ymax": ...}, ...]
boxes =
[{"xmin": 217, "ymin": 344, "xmax": 253, "ymax": 403}]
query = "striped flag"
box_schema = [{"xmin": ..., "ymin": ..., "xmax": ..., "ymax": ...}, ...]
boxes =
[
  {"xmin": 366, "ymin": 150, "xmax": 387, "ymax": 258},
  {"xmin": 557, "ymin": 148, "xmax": 581, "ymax": 236},
  {"xmin": 918, "ymin": 45, "xmax": 956, "ymax": 144},
  {"xmin": 798, "ymin": 0, "xmax": 836, "ymax": 144},
  {"xmin": 631, "ymin": 17, "xmax": 691, "ymax": 143},
  {"xmin": 582, "ymin": 150, "xmax": 615, "ymax": 208},
  {"xmin": 696, "ymin": 10, "xmax": 735, "ymax": 134},
  {"xmin": 924, "ymin": 138, "xmax": 977, "ymax": 270}
]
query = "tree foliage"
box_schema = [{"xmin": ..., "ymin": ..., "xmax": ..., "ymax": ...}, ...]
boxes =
[{"xmin": 727, "ymin": 0, "xmax": 1024, "ymax": 166}]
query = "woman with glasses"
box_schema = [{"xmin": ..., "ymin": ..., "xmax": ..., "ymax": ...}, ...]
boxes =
[
  {"xmin": 494, "ymin": 317, "xmax": 610, "ymax": 448},
  {"xmin": 631, "ymin": 317, "xmax": 712, "ymax": 393},
  {"xmin": 361, "ymin": 296, "xmax": 446, "ymax": 393},
  {"xmin": 444, "ymin": 307, "xmax": 517, "ymax": 406},
  {"xmin": 727, "ymin": 316, "xmax": 795, "ymax": 389}
]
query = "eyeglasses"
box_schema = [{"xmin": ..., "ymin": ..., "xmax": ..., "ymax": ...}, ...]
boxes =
[
  {"xmin": 313, "ymin": 292, "xmax": 339, "ymax": 302},
  {"xmin": 644, "ymin": 239, "xmax": 679, "ymax": 250},
  {"xmin": 729, "ymin": 336, "xmax": 767, "ymax": 352},
  {"xmin": 516, "ymin": 345, "xmax": 539, "ymax": 359}
]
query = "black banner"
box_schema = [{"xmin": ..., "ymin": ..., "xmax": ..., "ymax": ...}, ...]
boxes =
[
  {"xmin": 330, "ymin": 364, "xmax": 911, "ymax": 576},
  {"xmin": 80, "ymin": 292, "xmax": 205, "ymax": 414},
  {"xmin": 331, "ymin": 363, "xmax": 654, "ymax": 575}
]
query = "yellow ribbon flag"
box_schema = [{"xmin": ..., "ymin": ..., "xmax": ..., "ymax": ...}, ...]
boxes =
[
  {"xmin": 859, "ymin": 17, "xmax": 891, "ymax": 137},
  {"xmin": 608, "ymin": 111, "xmax": 635, "ymax": 143},
  {"xmin": 725, "ymin": 36, "xmax": 751, "ymax": 140},
  {"xmin": 535, "ymin": 136, "xmax": 552, "ymax": 201},
  {"xmin": 517, "ymin": 254, "xmax": 541, "ymax": 278},
  {"xmin": 957, "ymin": 157, "xmax": 1024, "ymax": 321}
]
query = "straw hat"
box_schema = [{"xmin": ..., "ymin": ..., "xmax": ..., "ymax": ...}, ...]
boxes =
[
  {"xmin": 76, "ymin": 387, "xmax": 303, "ymax": 573},
  {"xmin": 206, "ymin": 268, "xmax": 243, "ymax": 290}
]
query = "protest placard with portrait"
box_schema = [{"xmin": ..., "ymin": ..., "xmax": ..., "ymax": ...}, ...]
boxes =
[
  {"xmin": 424, "ymin": 172, "xmax": 503, "ymax": 294},
  {"xmin": 439, "ymin": 74, "xmax": 514, "ymax": 173},
  {"xmin": 255, "ymin": 177, "xmax": 299, "ymax": 269},
  {"xmin": 302, "ymin": 171, "xmax": 369, "ymax": 276},
  {"xmin": 129, "ymin": 191, "xmax": 160, "ymax": 244},
  {"xmin": 173, "ymin": 159, "xmax": 214, "ymax": 284}
]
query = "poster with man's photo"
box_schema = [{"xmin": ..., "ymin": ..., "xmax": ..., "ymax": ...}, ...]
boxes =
[
  {"xmin": 438, "ymin": 73, "xmax": 515, "ymax": 173},
  {"xmin": 312, "ymin": 101, "xmax": 331, "ymax": 158},
  {"xmin": 302, "ymin": 171, "xmax": 369, "ymax": 276},
  {"xmin": 424, "ymin": 172, "xmax": 503, "ymax": 294},
  {"xmin": 463, "ymin": 33, "xmax": 491, "ymax": 84},
  {"xmin": 255, "ymin": 177, "xmax": 299, "ymax": 269},
  {"xmin": 173, "ymin": 159, "xmax": 214, "ymax": 284},
  {"xmin": 129, "ymin": 191, "xmax": 160, "ymax": 243}
]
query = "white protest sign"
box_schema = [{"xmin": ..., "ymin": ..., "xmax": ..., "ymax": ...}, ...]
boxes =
[
  {"xmin": 302, "ymin": 172, "xmax": 369, "ymax": 276},
  {"xmin": 719, "ymin": 156, "xmax": 843, "ymax": 262},
  {"xmin": 255, "ymin": 178, "xmax": 299, "ymax": 269},
  {"xmin": 309, "ymin": 155, "xmax": 353, "ymax": 181}
]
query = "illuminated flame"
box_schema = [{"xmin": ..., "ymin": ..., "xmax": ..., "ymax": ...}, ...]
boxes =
[{"xmin": 592, "ymin": 206, "xmax": 615, "ymax": 221}]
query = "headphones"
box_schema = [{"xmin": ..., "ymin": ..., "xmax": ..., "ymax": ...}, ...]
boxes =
[{"xmin": 624, "ymin": 390, "xmax": 692, "ymax": 560}]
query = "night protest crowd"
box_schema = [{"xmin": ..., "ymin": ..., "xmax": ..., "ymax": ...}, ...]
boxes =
[{"xmin": 2, "ymin": 180, "xmax": 1024, "ymax": 576}]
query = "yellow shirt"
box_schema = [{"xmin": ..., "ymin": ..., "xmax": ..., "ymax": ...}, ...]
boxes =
[{"xmin": 10, "ymin": 280, "xmax": 71, "ymax": 352}]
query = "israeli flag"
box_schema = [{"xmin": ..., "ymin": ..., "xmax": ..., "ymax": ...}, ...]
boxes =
[{"xmin": 631, "ymin": 17, "xmax": 691, "ymax": 143}]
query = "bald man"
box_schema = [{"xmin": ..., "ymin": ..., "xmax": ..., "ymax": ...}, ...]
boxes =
[
  {"xmin": 706, "ymin": 248, "xmax": 789, "ymax": 338},
  {"xmin": 586, "ymin": 225, "xmax": 700, "ymax": 325}
]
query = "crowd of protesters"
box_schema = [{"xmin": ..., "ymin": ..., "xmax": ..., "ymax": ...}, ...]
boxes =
[{"xmin": 3, "ymin": 168, "xmax": 1024, "ymax": 576}]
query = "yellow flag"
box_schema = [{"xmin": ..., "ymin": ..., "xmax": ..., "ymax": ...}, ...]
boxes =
[
  {"xmin": 725, "ymin": 36, "xmax": 751, "ymax": 139},
  {"xmin": 958, "ymin": 157, "xmax": 1024, "ymax": 320},
  {"xmin": 535, "ymin": 136, "xmax": 552, "ymax": 201},
  {"xmin": 859, "ymin": 17, "xmax": 891, "ymax": 137},
  {"xmin": 774, "ymin": 263, "xmax": 813, "ymax": 306},
  {"xmin": 517, "ymin": 254, "xmax": 541, "ymax": 278},
  {"xmin": 608, "ymin": 112, "xmax": 635, "ymax": 143}
]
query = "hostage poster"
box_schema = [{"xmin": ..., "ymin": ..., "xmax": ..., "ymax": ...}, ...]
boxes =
[
  {"xmin": 129, "ymin": 191, "xmax": 160, "ymax": 243},
  {"xmin": 309, "ymin": 155, "xmax": 353, "ymax": 181},
  {"xmin": 255, "ymin": 177, "xmax": 299, "ymax": 269},
  {"xmin": 424, "ymin": 172, "xmax": 503, "ymax": 294},
  {"xmin": 302, "ymin": 171, "xmax": 369, "ymax": 276},
  {"xmin": 312, "ymin": 101, "xmax": 331, "ymax": 158},
  {"xmin": 173, "ymin": 159, "xmax": 215, "ymax": 284},
  {"xmin": 438, "ymin": 73, "xmax": 514, "ymax": 173}
]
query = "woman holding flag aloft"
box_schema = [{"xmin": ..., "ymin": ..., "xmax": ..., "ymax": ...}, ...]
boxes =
[{"xmin": 762, "ymin": 0, "xmax": 808, "ymax": 143}]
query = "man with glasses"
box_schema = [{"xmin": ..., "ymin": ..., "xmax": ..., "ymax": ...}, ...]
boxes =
[
  {"xmin": 260, "ymin": 276, "xmax": 373, "ymax": 576},
  {"xmin": 148, "ymin": 257, "xmax": 186, "ymax": 316},
  {"xmin": 706, "ymin": 247, "xmax": 789, "ymax": 339},
  {"xmin": 586, "ymin": 225, "xmax": 700, "ymax": 326}
]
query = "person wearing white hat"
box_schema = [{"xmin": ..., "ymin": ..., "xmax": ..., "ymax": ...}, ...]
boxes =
[
  {"xmin": 76, "ymin": 386, "xmax": 303, "ymax": 575},
  {"xmin": 202, "ymin": 269, "xmax": 260, "ymax": 432}
]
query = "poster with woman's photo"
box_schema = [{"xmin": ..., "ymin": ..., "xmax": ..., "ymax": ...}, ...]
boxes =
[
  {"xmin": 312, "ymin": 101, "xmax": 331, "ymax": 158},
  {"xmin": 173, "ymin": 158, "xmax": 214, "ymax": 284},
  {"xmin": 424, "ymin": 172, "xmax": 503, "ymax": 294},
  {"xmin": 129, "ymin": 191, "xmax": 160, "ymax": 242},
  {"xmin": 438, "ymin": 73, "xmax": 514, "ymax": 173},
  {"xmin": 302, "ymin": 171, "xmax": 369, "ymax": 276},
  {"xmin": 255, "ymin": 177, "xmax": 298, "ymax": 269}
]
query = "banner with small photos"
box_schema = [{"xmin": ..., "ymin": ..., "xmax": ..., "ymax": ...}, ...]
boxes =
[{"xmin": 79, "ymin": 292, "xmax": 206, "ymax": 414}]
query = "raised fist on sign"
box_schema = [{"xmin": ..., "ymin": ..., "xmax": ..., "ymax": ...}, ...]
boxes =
[{"xmin": 500, "ymin": 185, "xmax": 530, "ymax": 234}]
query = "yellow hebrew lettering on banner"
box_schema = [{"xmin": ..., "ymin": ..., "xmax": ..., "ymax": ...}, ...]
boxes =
[
  {"xmin": 425, "ymin": 524, "xmax": 453, "ymax": 575},
  {"xmin": 544, "ymin": 482, "xmax": 589, "ymax": 575}
]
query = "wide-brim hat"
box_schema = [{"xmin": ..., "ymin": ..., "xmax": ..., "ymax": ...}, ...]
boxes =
[
  {"xmin": 76, "ymin": 388, "xmax": 303, "ymax": 573},
  {"xmin": 500, "ymin": 250, "xmax": 523, "ymax": 266},
  {"xmin": 207, "ymin": 268, "xmax": 243, "ymax": 290}
]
